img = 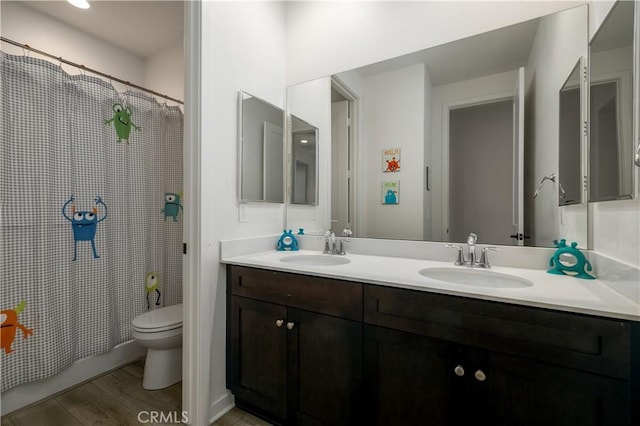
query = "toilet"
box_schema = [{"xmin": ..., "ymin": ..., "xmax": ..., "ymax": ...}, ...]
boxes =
[{"xmin": 132, "ymin": 303, "xmax": 183, "ymax": 390}]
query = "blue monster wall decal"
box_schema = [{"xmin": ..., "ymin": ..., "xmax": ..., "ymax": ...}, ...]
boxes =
[
  {"xmin": 62, "ymin": 195, "xmax": 107, "ymax": 261},
  {"xmin": 162, "ymin": 192, "xmax": 183, "ymax": 222}
]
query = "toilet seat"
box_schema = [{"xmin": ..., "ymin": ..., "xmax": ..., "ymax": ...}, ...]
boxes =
[{"xmin": 132, "ymin": 303, "xmax": 182, "ymax": 332}]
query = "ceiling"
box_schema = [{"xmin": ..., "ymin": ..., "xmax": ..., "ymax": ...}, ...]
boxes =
[{"xmin": 19, "ymin": 0, "xmax": 183, "ymax": 58}]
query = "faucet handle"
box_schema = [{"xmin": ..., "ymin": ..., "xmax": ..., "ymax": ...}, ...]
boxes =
[
  {"xmin": 479, "ymin": 246, "xmax": 501, "ymax": 268},
  {"xmin": 445, "ymin": 244, "xmax": 465, "ymax": 266}
]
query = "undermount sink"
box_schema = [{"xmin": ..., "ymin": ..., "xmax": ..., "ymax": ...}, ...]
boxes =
[
  {"xmin": 280, "ymin": 254, "xmax": 351, "ymax": 266},
  {"xmin": 418, "ymin": 267, "xmax": 533, "ymax": 289}
]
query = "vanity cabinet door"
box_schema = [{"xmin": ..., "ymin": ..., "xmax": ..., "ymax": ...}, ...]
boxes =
[
  {"xmin": 228, "ymin": 296, "xmax": 288, "ymax": 421},
  {"xmin": 288, "ymin": 308, "xmax": 363, "ymax": 426},
  {"xmin": 363, "ymin": 325, "xmax": 469, "ymax": 425},
  {"xmin": 483, "ymin": 351, "xmax": 631, "ymax": 426}
]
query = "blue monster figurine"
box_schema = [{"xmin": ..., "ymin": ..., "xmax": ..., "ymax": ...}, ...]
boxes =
[
  {"xmin": 62, "ymin": 195, "xmax": 107, "ymax": 261},
  {"xmin": 384, "ymin": 189, "xmax": 397, "ymax": 204},
  {"xmin": 277, "ymin": 230, "xmax": 299, "ymax": 251},
  {"xmin": 162, "ymin": 192, "xmax": 183, "ymax": 222},
  {"xmin": 547, "ymin": 239, "xmax": 595, "ymax": 279}
]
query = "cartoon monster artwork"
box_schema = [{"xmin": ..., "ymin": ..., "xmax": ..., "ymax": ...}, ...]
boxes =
[
  {"xmin": 104, "ymin": 103, "xmax": 140, "ymax": 143},
  {"xmin": 547, "ymin": 239, "xmax": 595, "ymax": 279},
  {"xmin": 144, "ymin": 271, "xmax": 161, "ymax": 309},
  {"xmin": 1, "ymin": 301, "xmax": 33, "ymax": 355},
  {"xmin": 384, "ymin": 189, "xmax": 398, "ymax": 205},
  {"xmin": 62, "ymin": 195, "xmax": 108, "ymax": 261},
  {"xmin": 385, "ymin": 157, "xmax": 400, "ymax": 172},
  {"xmin": 162, "ymin": 192, "xmax": 183, "ymax": 222}
]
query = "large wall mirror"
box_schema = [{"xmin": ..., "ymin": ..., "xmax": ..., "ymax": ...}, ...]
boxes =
[
  {"xmin": 286, "ymin": 5, "xmax": 589, "ymax": 247},
  {"xmin": 290, "ymin": 115, "xmax": 319, "ymax": 205},
  {"xmin": 238, "ymin": 91, "xmax": 285, "ymax": 203},
  {"xmin": 588, "ymin": 0, "xmax": 635, "ymax": 202}
]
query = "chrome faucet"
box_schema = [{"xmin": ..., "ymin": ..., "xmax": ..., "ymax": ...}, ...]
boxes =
[
  {"xmin": 335, "ymin": 228, "xmax": 352, "ymax": 255},
  {"xmin": 322, "ymin": 228, "xmax": 351, "ymax": 255},
  {"xmin": 467, "ymin": 233, "xmax": 478, "ymax": 265},
  {"xmin": 446, "ymin": 233, "xmax": 500, "ymax": 268},
  {"xmin": 322, "ymin": 230, "xmax": 336, "ymax": 254}
]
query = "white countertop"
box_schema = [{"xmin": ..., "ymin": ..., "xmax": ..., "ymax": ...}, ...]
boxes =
[{"xmin": 221, "ymin": 249, "xmax": 640, "ymax": 321}]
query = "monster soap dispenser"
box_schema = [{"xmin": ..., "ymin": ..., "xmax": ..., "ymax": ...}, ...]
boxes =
[{"xmin": 276, "ymin": 229, "xmax": 299, "ymax": 251}]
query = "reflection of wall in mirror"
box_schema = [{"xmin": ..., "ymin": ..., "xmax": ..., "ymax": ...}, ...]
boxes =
[
  {"xmin": 361, "ymin": 63, "xmax": 424, "ymax": 240},
  {"xmin": 242, "ymin": 98, "xmax": 284, "ymax": 202},
  {"xmin": 286, "ymin": 77, "xmax": 331, "ymax": 233},
  {"xmin": 524, "ymin": 5, "xmax": 587, "ymax": 247}
]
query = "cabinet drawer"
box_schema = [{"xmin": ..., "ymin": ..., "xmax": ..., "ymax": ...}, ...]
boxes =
[
  {"xmin": 364, "ymin": 285, "xmax": 631, "ymax": 379},
  {"xmin": 228, "ymin": 265, "xmax": 362, "ymax": 321}
]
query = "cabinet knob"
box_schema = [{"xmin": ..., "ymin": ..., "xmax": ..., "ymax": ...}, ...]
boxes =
[
  {"xmin": 275, "ymin": 319, "xmax": 284, "ymax": 328},
  {"xmin": 286, "ymin": 322, "xmax": 295, "ymax": 330},
  {"xmin": 474, "ymin": 369, "xmax": 486, "ymax": 382},
  {"xmin": 454, "ymin": 365, "xmax": 465, "ymax": 377}
]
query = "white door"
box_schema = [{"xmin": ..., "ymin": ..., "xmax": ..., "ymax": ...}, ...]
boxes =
[
  {"xmin": 512, "ymin": 67, "xmax": 525, "ymax": 246},
  {"xmin": 331, "ymin": 100, "xmax": 350, "ymax": 233}
]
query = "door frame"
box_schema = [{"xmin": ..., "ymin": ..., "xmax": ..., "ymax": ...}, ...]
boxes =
[
  {"xmin": 441, "ymin": 91, "xmax": 514, "ymax": 242},
  {"xmin": 330, "ymin": 76, "xmax": 360, "ymax": 235}
]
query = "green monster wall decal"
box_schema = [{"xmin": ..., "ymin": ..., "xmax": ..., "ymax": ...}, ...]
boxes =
[{"xmin": 105, "ymin": 103, "xmax": 140, "ymax": 143}]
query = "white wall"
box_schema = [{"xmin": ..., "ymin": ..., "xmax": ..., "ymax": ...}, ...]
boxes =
[
  {"xmin": 588, "ymin": 0, "xmax": 616, "ymax": 40},
  {"xmin": 198, "ymin": 1, "xmax": 287, "ymax": 423},
  {"xmin": 145, "ymin": 44, "xmax": 184, "ymax": 107},
  {"xmin": 1, "ymin": 1, "xmax": 145, "ymax": 93},
  {"xmin": 524, "ymin": 5, "xmax": 588, "ymax": 247},
  {"xmin": 286, "ymin": 77, "xmax": 332, "ymax": 235},
  {"xmin": 361, "ymin": 64, "xmax": 425, "ymax": 239}
]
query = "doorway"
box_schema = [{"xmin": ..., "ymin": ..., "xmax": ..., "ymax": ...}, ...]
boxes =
[
  {"xmin": 448, "ymin": 100, "xmax": 515, "ymax": 245},
  {"xmin": 330, "ymin": 78, "xmax": 357, "ymax": 235}
]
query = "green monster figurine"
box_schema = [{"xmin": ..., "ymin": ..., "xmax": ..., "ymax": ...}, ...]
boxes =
[
  {"xmin": 105, "ymin": 103, "xmax": 140, "ymax": 143},
  {"xmin": 547, "ymin": 239, "xmax": 595, "ymax": 279}
]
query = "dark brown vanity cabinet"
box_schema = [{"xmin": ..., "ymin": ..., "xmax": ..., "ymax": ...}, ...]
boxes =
[
  {"xmin": 227, "ymin": 266, "xmax": 363, "ymax": 425},
  {"xmin": 227, "ymin": 265, "xmax": 638, "ymax": 426},
  {"xmin": 364, "ymin": 284, "xmax": 636, "ymax": 426}
]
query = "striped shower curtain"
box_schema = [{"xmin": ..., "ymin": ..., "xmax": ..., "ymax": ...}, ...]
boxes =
[{"xmin": 0, "ymin": 52, "xmax": 183, "ymax": 392}]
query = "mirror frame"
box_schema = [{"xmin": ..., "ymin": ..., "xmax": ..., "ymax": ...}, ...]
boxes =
[{"xmin": 237, "ymin": 90, "xmax": 286, "ymax": 204}]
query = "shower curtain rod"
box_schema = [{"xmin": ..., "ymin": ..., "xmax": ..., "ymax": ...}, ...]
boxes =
[{"xmin": 1, "ymin": 36, "xmax": 184, "ymax": 105}]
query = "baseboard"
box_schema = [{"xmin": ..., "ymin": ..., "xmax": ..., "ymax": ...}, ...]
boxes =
[
  {"xmin": 208, "ymin": 391, "xmax": 234, "ymax": 424},
  {"xmin": 1, "ymin": 340, "xmax": 146, "ymax": 416}
]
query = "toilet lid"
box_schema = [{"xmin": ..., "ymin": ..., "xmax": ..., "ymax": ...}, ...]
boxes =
[{"xmin": 132, "ymin": 303, "xmax": 182, "ymax": 330}]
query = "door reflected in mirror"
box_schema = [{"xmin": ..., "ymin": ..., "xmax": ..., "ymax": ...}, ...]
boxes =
[
  {"xmin": 238, "ymin": 91, "xmax": 285, "ymax": 203},
  {"xmin": 588, "ymin": 0, "xmax": 634, "ymax": 202},
  {"xmin": 290, "ymin": 115, "xmax": 318, "ymax": 205}
]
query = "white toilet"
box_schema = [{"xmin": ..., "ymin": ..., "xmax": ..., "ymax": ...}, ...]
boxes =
[{"xmin": 132, "ymin": 303, "xmax": 183, "ymax": 390}]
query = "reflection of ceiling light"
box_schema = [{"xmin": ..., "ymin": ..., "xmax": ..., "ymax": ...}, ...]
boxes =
[
  {"xmin": 300, "ymin": 139, "xmax": 308, "ymax": 144},
  {"xmin": 67, "ymin": 0, "xmax": 90, "ymax": 9}
]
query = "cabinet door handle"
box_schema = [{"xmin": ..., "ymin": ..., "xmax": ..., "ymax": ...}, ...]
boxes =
[
  {"xmin": 474, "ymin": 369, "xmax": 486, "ymax": 382},
  {"xmin": 454, "ymin": 365, "xmax": 465, "ymax": 377},
  {"xmin": 286, "ymin": 322, "xmax": 295, "ymax": 330},
  {"xmin": 275, "ymin": 319, "xmax": 284, "ymax": 328}
]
